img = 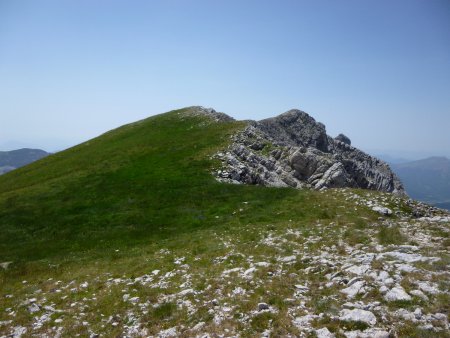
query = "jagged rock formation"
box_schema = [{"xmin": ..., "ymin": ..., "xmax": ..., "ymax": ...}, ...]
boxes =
[{"xmin": 209, "ymin": 108, "xmax": 405, "ymax": 195}]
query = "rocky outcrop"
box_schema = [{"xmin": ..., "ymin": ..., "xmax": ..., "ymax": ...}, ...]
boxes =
[
  {"xmin": 211, "ymin": 108, "xmax": 405, "ymax": 195},
  {"xmin": 335, "ymin": 133, "xmax": 351, "ymax": 145}
]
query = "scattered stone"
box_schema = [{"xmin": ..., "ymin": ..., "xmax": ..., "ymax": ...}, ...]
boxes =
[
  {"xmin": 178, "ymin": 289, "xmax": 194, "ymax": 297},
  {"xmin": 339, "ymin": 308, "xmax": 377, "ymax": 326},
  {"xmin": 0, "ymin": 261, "xmax": 12, "ymax": 270},
  {"xmin": 413, "ymin": 308, "xmax": 422, "ymax": 320},
  {"xmin": 341, "ymin": 281, "xmax": 365, "ymax": 298},
  {"xmin": 417, "ymin": 281, "xmax": 440, "ymax": 295},
  {"xmin": 384, "ymin": 286, "xmax": 412, "ymax": 302},
  {"xmin": 279, "ymin": 255, "xmax": 296, "ymax": 263},
  {"xmin": 316, "ymin": 327, "xmax": 335, "ymax": 338},
  {"xmin": 27, "ymin": 303, "xmax": 40, "ymax": 313},
  {"xmin": 157, "ymin": 326, "xmax": 177, "ymax": 337},
  {"xmin": 12, "ymin": 326, "xmax": 27, "ymax": 337},
  {"xmin": 410, "ymin": 289, "xmax": 429, "ymax": 301},
  {"xmin": 294, "ymin": 284, "xmax": 309, "ymax": 292},
  {"xmin": 372, "ymin": 206, "xmax": 393, "ymax": 216}
]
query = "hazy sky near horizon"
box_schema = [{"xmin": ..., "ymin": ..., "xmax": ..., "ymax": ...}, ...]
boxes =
[{"xmin": 1, "ymin": 0, "xmax": 449, "ymax": 158}]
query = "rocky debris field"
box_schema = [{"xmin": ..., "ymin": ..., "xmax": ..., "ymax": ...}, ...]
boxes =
[{"xmin": 1, "ymin": 190, "xmax": 449, "ymax": 337}]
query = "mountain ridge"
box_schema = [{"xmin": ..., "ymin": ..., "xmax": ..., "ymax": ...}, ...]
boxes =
[
  {"xmin": 0, "ymin": 107, "xmax": 448, "ymax": 337},
  {"xmin": 0, "ymin": 148, "xmax": 49, "ymax": 175}
]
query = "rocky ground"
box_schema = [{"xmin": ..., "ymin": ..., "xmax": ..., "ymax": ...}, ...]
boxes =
[{"xmin": 1, "ymin": 190, "xmax": 449, "ymax": 337}]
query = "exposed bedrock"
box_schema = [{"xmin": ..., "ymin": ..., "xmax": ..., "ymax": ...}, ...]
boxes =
[{"xmin": 206, "ymin": 107, "xmax": 405, "ymax": 195}]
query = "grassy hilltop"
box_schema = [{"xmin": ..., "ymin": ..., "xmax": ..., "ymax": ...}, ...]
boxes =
[{"xmin": 0, "ymin": 108, "xmax": 448, "ymax": 337}]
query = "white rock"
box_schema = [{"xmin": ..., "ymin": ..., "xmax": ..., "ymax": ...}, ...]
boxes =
[
  {"xmin": 340, "ymin": 308, "xmax": 377, "ymax": 326},
  {"xmin": 243, "ymin": 267, "xmax": 256, "ymax": 276},
  {"xmin": 384, "ymin": 286, "xmax": 412, "ymax": 301},
  {"xmin": 383, "ymin": 277, "xmax": 394, "ymax": 286},
  {"xmin": 255, "ymin": 261, "xmax": 270, "ymax": 267},
  {"xmin": 0, "ymin": 261, "xmax": 12, "ymax": 270},
  {"xmin": 178, "ymin": 288, "xmax": 194, "ymax": 297},
  {"xmin": 395, "ymin": 263, "xmax": 416, "ymax": 273},
  {"xmin": 414, "ymin": 308, "xmax": 422, "ymax": 319},
  {"xmin": 28, "ymin": 303, "xmax": 40, "ymax": 313},
  {"xmin": 279, "ymin": 255, "xmax": 296, "ymax": 263},
  {"xmin": 410, "ymin": 289, "xmax": 429, "ymax": 301},
  {"xmin": 341, "ymin": 281, "xmax": 365, "ymax": 298},
  {"xmin": 292, "ymin": 314, "xmax": 319, "ymax": 327},
  {"xmin": 394, "ymin": 309, "xmax": 415, "ymax": 321},
  {"xmin": 376, "ymin": 271, "xmax": 389, "ymax": 282},
  {"xmin": 418, "ymin": 281, "xmax": 440, "ymax": 295},
  {"xmin": 232, "ymin": 287, "xmax": 246, "ymax": 295},
  {"xmin": 43, "ymin": 305, "xmax": 56, "ymax": 312},
  {"xmin": 344, "ymin": 328, "xmax": 389, "ymax": 338},
  {"xmin": 295, "ymin": 284, "xmax": 309, "ymax": 291},
  {"xmin": 158, "ymin": 327, "xmax": 177, "ymax": 337},
  {"xmin": 372, "ymin": 206, "xmax": 392, "ymax": 215},
  {"xmin": 381, "ymin": 251, "xmax": 438, "ymax": 263},
  {"xmin": 431, "ymin": 313, "xmax": 447, "ymax": 321},
  {"xmin": 12, "ymin": 326, "xmax": 27, "ymax": 338},
  {"xmin": 191, "ymin": 321, "xmax": 205, "ymax": 331},
  {"xmin": 315, "ymin": 327, "xmax": 335, "ymax": 338},
  {"xmin": 222, "ymin": 267, "xmax": 242, "ymax": 275},
  {"xmin": 345, "ymin": 264, "xmax": 370, "ymax": 275},
  {"xmin": 379, "ymin": 285, "xmax": 388, "ymax": 294}
]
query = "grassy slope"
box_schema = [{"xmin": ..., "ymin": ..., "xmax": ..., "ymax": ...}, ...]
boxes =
[
  {"xmin": 0, "ymin": 107, "xmax": 338, "ymax": 265},
  {"xmin": 2, "ymin": 108, "xmax": 447, "ymax": 337}
]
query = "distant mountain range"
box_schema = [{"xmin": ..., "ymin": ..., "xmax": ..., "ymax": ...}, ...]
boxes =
[
  {"xmin": 0, "ymin": 148, "xmax": 49, "ymax": 174},
  {"xmin": 389, "ymin": 156, "xmax": 450, "ymax": 211}
]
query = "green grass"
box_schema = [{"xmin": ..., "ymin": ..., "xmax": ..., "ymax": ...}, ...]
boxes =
[
  {"xmin": 0, "ymin": 107, "xmax": 381, "ymax": 270},
  {"xmin": 377, "ymin": 225, "xmax": 407, "ymax": 245}
]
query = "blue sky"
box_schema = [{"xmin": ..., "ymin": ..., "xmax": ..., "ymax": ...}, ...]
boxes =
[{"xmin": 1, "ymin": 0, "xmax": 449, "ymax": 158}]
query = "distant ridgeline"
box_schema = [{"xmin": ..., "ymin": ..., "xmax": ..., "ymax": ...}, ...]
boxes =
[
  {"xmin": 0, "ymin": 148, "xmax": 49, "ymax": 174},
  {"xmin": 391, "ymin": 157, "xmax": 450, "ymax": 211}
]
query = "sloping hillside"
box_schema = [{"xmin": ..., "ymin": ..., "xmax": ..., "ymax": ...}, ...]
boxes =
[{"xmin": 0, "ymin": 107, "xmax": 448, "ymax": 337}]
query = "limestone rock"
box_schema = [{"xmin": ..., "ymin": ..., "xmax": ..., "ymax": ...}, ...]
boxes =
[
  {"xmin": 339, "ymin": 308, "xmax": 377, "ymax": 326},
  {"xmin": 213, "ymin": 108, "xmax": 405, "ymax": 195},
  {"xmin": 384, "ymin": 286, "xmax": 412, "ymax": 301},
  {"xmin": 372, "ymin": 206, "xmax": 393, "ymax": 216},
  {"xmin": 315, "ymin": 327, "xmax": 335, "ymax": 338}
]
